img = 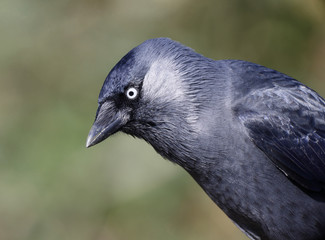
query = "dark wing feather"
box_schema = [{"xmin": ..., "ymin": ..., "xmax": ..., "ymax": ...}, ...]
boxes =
[{"xmin": 232, "ymin": 63, "xmax": 325, "ymax": 192}]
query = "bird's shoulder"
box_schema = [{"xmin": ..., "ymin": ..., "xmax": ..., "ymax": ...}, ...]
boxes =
[{"xmin": 229, "ymin": 61, "xmax": 325, "ymax": 192}]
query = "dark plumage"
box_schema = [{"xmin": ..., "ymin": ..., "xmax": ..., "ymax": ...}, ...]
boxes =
[{"xmin": 86, "ymin": 38, "xmax": 325, "ymax": 240}]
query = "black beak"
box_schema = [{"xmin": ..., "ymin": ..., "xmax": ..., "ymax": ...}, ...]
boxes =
[{"xmin": 86, "ymin": 101, "xmax": 128, "ymax": 148}]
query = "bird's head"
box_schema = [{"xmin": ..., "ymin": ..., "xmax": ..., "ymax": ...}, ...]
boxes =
[{"xmin": 86, "ymin": 38, "xmax": 218, "ymax": 164}]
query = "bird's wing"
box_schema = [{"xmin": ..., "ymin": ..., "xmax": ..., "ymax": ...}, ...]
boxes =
[{"xmin": 234, "ymin": 75, "xmax": 325, "ymax": 192}]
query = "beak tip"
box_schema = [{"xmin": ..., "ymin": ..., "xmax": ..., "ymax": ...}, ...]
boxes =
[{"xmin": 86, "ymin": 134, "xmax": 95, "ymax": 148}]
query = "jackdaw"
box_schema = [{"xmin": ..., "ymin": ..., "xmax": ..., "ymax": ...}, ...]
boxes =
[{"xmin": 86, "ymin": 38, "xmax": 325, "ymax": 240}]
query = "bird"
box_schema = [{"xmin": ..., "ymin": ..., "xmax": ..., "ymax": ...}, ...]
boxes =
[{"xmin": 86, "ymin": 38, "xmax": 325, "ymax": 240}]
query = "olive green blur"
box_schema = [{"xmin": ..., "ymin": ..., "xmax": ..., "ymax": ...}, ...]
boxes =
[{"xmin": 1, "ymin": 0, "xmax": 325, "ymax": 239}]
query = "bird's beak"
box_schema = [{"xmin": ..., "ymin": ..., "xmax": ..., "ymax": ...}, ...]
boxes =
[{"xmin": 86, "ymin": 101, "xmax": 127, "ymax": 148}]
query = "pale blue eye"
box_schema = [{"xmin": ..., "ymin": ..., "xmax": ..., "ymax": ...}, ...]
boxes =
[{"xmin": 126, "ymin": 87, "xmax": 138, "ymax": 100}]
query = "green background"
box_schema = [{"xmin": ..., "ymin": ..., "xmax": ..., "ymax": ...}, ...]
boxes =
[{"xmin": 1, "ymin": 0, "xmax": 325, "ymax": 239}]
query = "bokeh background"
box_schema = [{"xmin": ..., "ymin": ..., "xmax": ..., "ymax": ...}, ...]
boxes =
[{"xmin": 1, "ymin": 0, "xmax": 325, "ymax": 239}]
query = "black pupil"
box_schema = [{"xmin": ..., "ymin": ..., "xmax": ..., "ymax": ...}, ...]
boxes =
[{"xmin": 129, "ymin": 90, "xmax": 134, "ymax": 97}]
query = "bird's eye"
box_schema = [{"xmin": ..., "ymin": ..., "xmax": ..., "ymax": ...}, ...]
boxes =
[{"xmin": 126, "ymin": 87, "xmax": 138, "ymax": 100}]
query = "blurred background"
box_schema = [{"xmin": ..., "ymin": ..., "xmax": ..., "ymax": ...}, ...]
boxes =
[{"xmin": 1, "ymin": 0, "xmax": 325, "ymax": 239}]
